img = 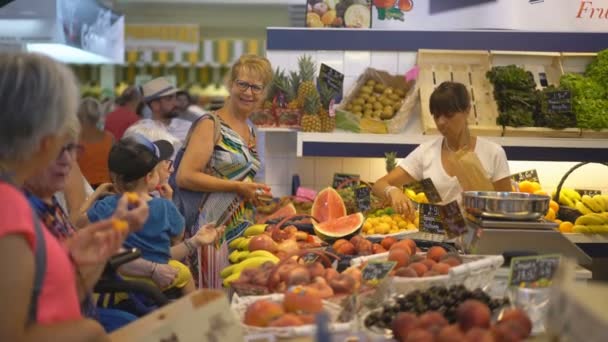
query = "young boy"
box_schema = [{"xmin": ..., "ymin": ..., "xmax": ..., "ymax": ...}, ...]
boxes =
[{"xmin": 85, "ymin": 134, "xmax": 217, "ymax": 294}]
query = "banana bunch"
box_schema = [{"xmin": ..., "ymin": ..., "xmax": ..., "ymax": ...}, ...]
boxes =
[
  {"xmin": 227, "ymin": 224, "xmax": 269, "ymax": 252},
  {"xmin": 220, "ymin": 250, "xmax": 279, "ymax": 287},
  {"xmin": 555, "ymin": 188, "xmax": 581, "ymax": 208},
  {"xmin": 573, "ymin": 212, "xmax": 608, "ymax": 233}
]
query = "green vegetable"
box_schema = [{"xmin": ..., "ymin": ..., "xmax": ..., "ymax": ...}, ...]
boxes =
[
  {"xmin": 487, "ymin": 65, "xmax": 538, "ymax": 127},
  {"xmin": 559, "ymin": 73, "xmax": 605, "ymax": 99},
  {"xmin": 573, "ymin": 98, "xmax": 608, "ymax": 130},
  {"xmin": 585, "ymin": 49, "xmax": 608, "ymax": 87}
]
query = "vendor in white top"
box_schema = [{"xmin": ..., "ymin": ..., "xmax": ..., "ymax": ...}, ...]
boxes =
[{"xmin": 373, "ymin": 81, "xmax": 512, "ymax": 216}]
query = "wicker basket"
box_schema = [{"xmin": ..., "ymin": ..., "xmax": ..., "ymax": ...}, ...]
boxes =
[
  {"xmin": 350, "ymin": 253, "xmax": 504, "ymax": 295},
  {"xmin": 231, "ymin": 293, "xmax": 353, "ymax": 338},
  {"xmin": 552, "ymin": 162, "xmax": 608, "ymax": 223}
]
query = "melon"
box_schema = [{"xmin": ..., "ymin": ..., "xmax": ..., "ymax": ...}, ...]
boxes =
[
  {"xmin": 311, "ymin": 187, "xmax": 347, "ymax": 223},
  {"xmin": 313, "ymin": 213, "xmax": 364, "ymax": 241},
  {"xmin": 264, "ymin": 203, "xmax": 297, "ymax": 222}
]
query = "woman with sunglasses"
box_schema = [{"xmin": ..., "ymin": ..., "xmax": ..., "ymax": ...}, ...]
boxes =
[{"xmin": 174, "ymin": 54, "xmax": 273, "ymax": 289}]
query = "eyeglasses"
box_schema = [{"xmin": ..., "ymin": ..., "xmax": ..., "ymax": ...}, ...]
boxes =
[
  {"xmin": 58, "ymin": 143, "xmax": 84, "ymax": 159},
  {"xmin": 235, "ymin": 80, "xmax": 264, "ymax": 94}
]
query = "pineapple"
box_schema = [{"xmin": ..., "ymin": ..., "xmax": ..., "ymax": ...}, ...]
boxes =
[
  {"xmin": 287, "ymin": 71, "xmax": 300, "ymax": 110},
  {"xmin": 318, "ymin": 81, "xmax": 337, "ymax": 132},
  {"xmin": 385, "ymin": 152, "xmax": 397, "ymax": 173},
  {"xmin": 300, "ymin": 91, "xmax": 322, "ymax": 132},
  {"xmin": 296, "ymin": 55, "xmax": 317, "ymax": 108},
  {"xmin": 266, "ymin": 67, "xmax": 287, "ymax": 108}
]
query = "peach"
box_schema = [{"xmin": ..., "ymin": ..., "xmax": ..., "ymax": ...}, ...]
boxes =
[
  {"xmin": 332, "ymin": 238, "xmax": 349, "ymax": 250},
  {"xmin": 268, "ymin": 313, "xmax": 304, "ymax": 327},
  {"xmin": 388, "ymin": 248, "xmax": 411, "ymax": 268},
  {"xmin": 402, "ymin": 238, "xmax": 417, "ymax": 252},
  {"xmin": 350, "ymin": 235, "xmax": 364, "ymax": 246},
  {"xmin": 284, "ymin": 286, "xmax": 323, "ymax": 314},
  {"xmin": 391, "ymin": 240, "xmax": 413, "ymax": 255},
  {"xmin": 297, "ymin": 314, "xmax": 316, "ymax": 325},
  {"xmin": 456, "ymin": 300, "xmax": 491, "ymax": 332},
  {"xmin": 464, "ymin": 327, "xmax": 494, "ymax": 342},
  {"xmin": 394, "ymin": 267, "xmax": 418, "ymax": 278},
  {"xmin": 409, "ymin": 262, "xmax": 429, "ymax": 277},
  {"xmin": 355, "ymin": 239, "xmax": 373, "ymax": 255},
  {"xmin": 499, "ymin": 308, "xmax": 532, "ymax": 338},
  {"xmin": 441, "ymin": 257, "xmax": 462, "ymax": 267},
  {"xmin": 244, "ymin": 300, "xmax": 284, "ymax": 327},
  {"xmin": 381, "ymin": 236, "xmax": 398, "ymax": 250},
  {"xmin": 286, "ymin": 266, "xmax": 311, "ymax": 287},
  {"xmin": 335, "ymin": 241, "xmax": 356, "ymax": 255},
  {"xmin": 405, "ymin": 329, "xmax": 435, "ymax": 342},
  {"xmin": 432, "ymin": 263, "xmax": 451, "ymax": 275},
  {"xmin": 436, "ymin": 324, "xmax": 466, "ymax": 342},
  {"xmin": 492, "ymin": 321, "xmax": 526, "ymax": 342},
  {"xmin": 249, "ymin": 235, "xmax": 278, "ymax": 253},
  {"xmin": 324, "ymin": 267, "xmax": 339, "ymax": 281},
  {"xmin": 420, "ymin": 258, "xmax": 437, "ymax": 270},
  {"xmin": 372, "ymin": 243, "xmax": 387, "ymax": 254},
  {"xmin": 423, "ymin": 270, "xmax": 440, "ymax": 277},
  {"xmin": 417, "ymin": 311, "xmax": 448, "ymax": 333},
  {"xmin": 328, "ymin": 274, "xmax": 356, "ymax": 294},
  {"xmin": 391, "ymin": 312, "xmax": 419, "ymax": 341},
  {"xmin": 427, "ymin": 246, "xmax": 447, "ymax": 262}
]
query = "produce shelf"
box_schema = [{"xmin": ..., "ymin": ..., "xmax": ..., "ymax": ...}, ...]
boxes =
[{"xmin": 296, "ymin": 131, "xmax": 608, "ymax": 162}]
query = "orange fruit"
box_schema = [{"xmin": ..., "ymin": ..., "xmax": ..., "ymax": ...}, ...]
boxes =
[
  {"xmin": 549, "ymin": 200, "xmax": 559, "ymax": 213},
  {"xmin": 554, "ymin": 219, "xmax": 562, "ymax": 225},
  {"xmin": 545, "ymin": 208, "xmax": 556, "ymax": 221},
  {"xmin": 518, "ymin": 181, "xmax": 533, "ymax": 193},
  {"xmin": 534, "ymin": 190, "xmax": 548, "ymax": 196},
  {"xmin": 530, "ymin": 182, "xmax": 541, "ymax": 193},
  {"xmin": 112, "ymin": 219, "xmax": 129, "ymax": 232},
  {"xmin": 559, "ymin": 221, "xmax": 573, "ymax": 233}
]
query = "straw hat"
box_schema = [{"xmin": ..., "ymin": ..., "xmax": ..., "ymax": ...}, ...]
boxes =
[{"xmin": 141, "ymin": 77, "xmax": 179, "ymax": 102}]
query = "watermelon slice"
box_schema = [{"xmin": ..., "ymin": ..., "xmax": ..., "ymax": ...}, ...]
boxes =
[
  {"xmin": 313, "ymin": 213, "xmax": 364, "ymax": 241},
  {"xmin": 311, "ymin": 187, "xmax": 347, "ymax": 223},
  {"xmin": 263, "ymin": 203, "xmax": 297, "ymax": 222}
]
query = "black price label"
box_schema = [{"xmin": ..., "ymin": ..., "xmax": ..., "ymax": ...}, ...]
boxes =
[
  {"xmin": 404, "ymin": 178, "xmax": 442, "ymax": 204},
  {"xmin": 508, "ymin": 254, "xmax": 561, "ymax": 288},
  {"xmin": 362, "ymin": 261, "xmax": 397, "ymax": 282},
  {"xmin": 355, "ymin": 186, "xmax": 371, "ymax": 212},
  {"xmin": 575, "ymin": 189, "xmax": 602, "ymax": 197},
  {"xmin": 546, "ymin": 90, "xmax": 572, "ymax": 113},
  {"xmin": 510, "ymin": 169, "xmax": 540, "ymax": 183},
  {"xmin": 333, "ymin": 173, "xmax": 360, "ymax": 189},
  {"xmin": 441, "ymin": 200, "xmax": 467, "ymax": 239},
  {"xmin": 319, "ymin": 64, "xmax": 344, "ymax": 104},
  {"xmin": 419, "ymin": 203, "xmax": 444, "ymax": 234}
]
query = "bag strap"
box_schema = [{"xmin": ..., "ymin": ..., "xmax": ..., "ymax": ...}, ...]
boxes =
[
  {"xmin": 28, "ymin": 207, "xmax": 46, "ymax": 324},
  {"xmin": 183, "ymin": 112, "xmax": 221, "ymax": 150}
]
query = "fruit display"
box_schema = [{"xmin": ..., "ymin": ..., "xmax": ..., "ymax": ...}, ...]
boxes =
[
  {"xmin": 242, "ymin": 287, "xmax": 324, "ymax": 328},
  {"xmin": 313, "ymin": 212, "xmax": 364, "ymax": 241},
  {"xmin": 311, "ymin": 187, "xmax": 348, "ymax": 223},
  {"xmin": 573, "ymin": 211, "xmax": 608, "ymax": 233},
  {"xmin": 331, "ymin": 234, "xmax": 396, "ymax": 256},
  {"xmin": 306, "ymin": 1, "xmax": 372, "ymax": 29},
  {"xmin": 344, "ymin": 78, "xmax": 407, "ymax": 121},
  {"xmin": 362, "ymin": 208, "xmax": 418, "ymax": 236},
  {"xmin": 387, "ymin": 245, "xmax": 467, "ymax": 279}
]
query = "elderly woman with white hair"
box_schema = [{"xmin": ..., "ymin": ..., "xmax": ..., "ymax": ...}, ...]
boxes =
[{"xmin": 0, "ymin": 52, "xmax": 148, "ymax": 341}]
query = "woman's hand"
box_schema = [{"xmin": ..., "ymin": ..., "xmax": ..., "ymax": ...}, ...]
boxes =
[
  {"xmin": 191, "ymin": 224, "xmax": 225, "ymax": 247},
  {"xmin": 65, "ymin": 219, "xmax": 126, "ymax": 267},
  {"xmin": 388, "ymin": 187, "xmax": 416, "ymax": 221},
  {"xmin": 157, "ymin": 183, "xmax": 174, "ymax": 200},
  {"xmin": 113, "ymin": 194, "xmax": 149, "ymax": 233},
  {"xmin": 236, "ymin": 182, "xmax": 271, "ymax": 206},
  {"xmin": 151, "ymin": 263, "xmax": 178, "ymax": 289}
]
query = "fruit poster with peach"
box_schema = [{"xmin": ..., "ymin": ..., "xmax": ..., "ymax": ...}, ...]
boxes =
[{"xmin": 306, "ymin": 0, "xmax": 372, "ymax": 28}]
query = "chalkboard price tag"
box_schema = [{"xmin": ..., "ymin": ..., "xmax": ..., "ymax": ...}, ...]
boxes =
[
  {"xmin": 355, "ymin": 186, "xmax": 371, "ymax": 212},
  {"xmin": 441, "ymin": 200, "xmax": 467, "ymax": 239},
  {"xmin": 419, "ymin": 203, "xmax": 444, "ymax": 234},
  {"xmin": 362, "ymin": 260, "xmax": 397, "ymax": 282},
  {"xmin": 508, "ymin": 254, "xmax": 561, "ymax": 288},
  {"xmin": 546, "ymin": 90, "xmax": 572, "ymax": 113},
  {"xmin": 510, "ymin": 169, "xmax": 540, "ymax": 183},
  {"xmin": 333, "ymin": 173, "xmax": 360, "ymax": 189},
  {"xmin": 575, "ymin": 189, "xmax": 602, "ymax": 197},
  {"xmin": 319, "ymin": 63, "xmax": 344, "ymax": 104}
]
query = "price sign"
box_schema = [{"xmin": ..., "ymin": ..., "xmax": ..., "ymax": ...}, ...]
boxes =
[
  {"xmin": 419, "ymin": 203, "xmax": 444, "ymax": 234},
  {"xmin": 510, "ymin": 169, "xmax": 540, "ymax": 183},
  {"xmin": 319, "ymin": 63, "xmax": 344, "ymax": 104},
  {"xmin": 333, "ymin": 173, "xmax": 360, "ymax": 189},
  {"xmin": 546, "ymin": 90, "xmax": 573, "ymax": 113},
  {"xmin": 362, "ymin": 261, "xmax": 397, "ymax": 282},
  {"xmin": 575, "ymin": 189, "xmax": 602, "ymax": 197},
  {"xmin": 404, "ymin": 178, "xmax": 442, "ymax": 204},
  {"xmin": 441, "ymin": 200, "xmax": 467, "ymax": 239},
  {"xmin": 355, "ymin": 186, "xmax": 371, "ymax": 212},
  {"xmin": 508, "ymin": 254, "xmax": 561, "ymax": 288}
]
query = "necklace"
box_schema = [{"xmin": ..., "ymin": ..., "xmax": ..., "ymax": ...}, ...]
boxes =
[{"xmin": 443, "ymin": 131, "xmax": 471, "ymax": 153}]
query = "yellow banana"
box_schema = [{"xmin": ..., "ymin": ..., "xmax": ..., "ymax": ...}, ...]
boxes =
[
  {"xmin": 601, "ymin": 195, "xmax": 608, "ymax": 211},
  {"xmin": 593, "ymin": 194, "xmax": 607, "ymax": 212},
  {"xmin": 575, "ymin": 213, "xmax": 608, "ymax": 226},
  {"xmin": 244, "ymin": 224, "xmax": 268, "ymax": 237},
  {"xmin": 220, "ymin": 264, "xmax": 237, "ymax": 278},
  {"xmin": 573, "ymin": 225, "xmax": 589, "ymax": 233},
  {"xmin": 563, "ymin": 188, "xmax": 581, "ymax": 202},
  {"xmin": 232, "ymin": 256, "xmax": 279, "ymax": 276},
  {"xmin": 575, "ymin": 201, "xmax": 593, "ymax": 215},
  {"xmin": 222, "ymin": 272, "xmax": 241, "ymax": 287},
  {"xmin": 229, "ymin": 237, "xmax": 245, "ymax": 249},
  {"xmin": 228, "ymin": 250, "xmax": 242, "ymax": 263},
  {"xmin": 237, "ymin": 237, "xmax": 251, "ymax": 251},
  {"xmin": 558, "ymin": 193, "xmax": 575, "ymax": 207},
  {"xmin": 237, "ymin": 251, "xmax": 250, "ymax": 262},
  {"xmin": 245, "ymin": 250, "xmax": 279, "ymax": 262},
  {"xmin": 574, "ymin": 224, "xmax": 608, "ymax": 234},
  {"xmin": 582, "ymin": 195, "xmax": 603, "ymax": 213}
]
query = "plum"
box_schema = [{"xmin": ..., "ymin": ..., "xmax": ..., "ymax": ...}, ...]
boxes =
[
  {"xmin": 499, "ymin": 308, "xmax": 532, "ymax": 338},
  {"xmin": 456, "ymin": 300, "xmax": 491, "ymax": 331},
  {"xmin": 391, "ymin": 312, "xmax": 419, "ymax": 341}
]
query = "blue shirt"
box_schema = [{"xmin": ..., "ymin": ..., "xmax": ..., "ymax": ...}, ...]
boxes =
[{"xmin": 87, "ymin": 195, "xmax": 185, "ymax": 264}]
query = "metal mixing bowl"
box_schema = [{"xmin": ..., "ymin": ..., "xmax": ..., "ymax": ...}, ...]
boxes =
[{"xmin": 462, "ymin": 191, "xmax": 551, "ymax": 221}]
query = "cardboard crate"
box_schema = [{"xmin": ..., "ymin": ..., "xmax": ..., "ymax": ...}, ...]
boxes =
[
  {"xmin": 417, "ymin": 49, "xmax": 502, "ymax": 136},
  {"xmin": 561, "ymin": 52, "xmax": 608, "ymax": 139},
  {"xmin": 490, "ymin": 50, "xmax": 582, "ymax": 138}
]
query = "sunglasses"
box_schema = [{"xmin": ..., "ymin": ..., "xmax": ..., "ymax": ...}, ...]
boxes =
[
  {"xmin": 235, "ymin": 80, "xmax": 264, "ymax": 94},
  {"xmin": 58, "ymin": 143, "xmax": 84, "ymax": 159}
]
